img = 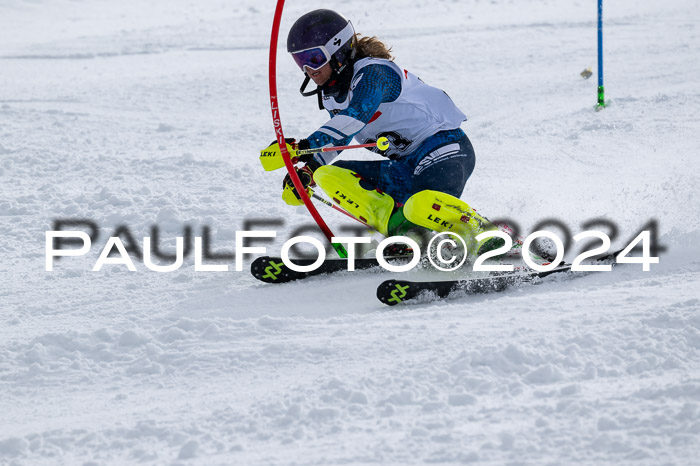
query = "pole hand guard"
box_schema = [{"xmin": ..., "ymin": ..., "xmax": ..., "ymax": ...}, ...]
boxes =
[{"xmin": 260, "ymin": 138, "xmax": 300, "ymax": 171}]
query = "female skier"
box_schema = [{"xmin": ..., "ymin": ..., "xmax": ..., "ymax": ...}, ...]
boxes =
[{"xmin": 264, "ymin": 9, "xmax": 498, "ymax": 253}]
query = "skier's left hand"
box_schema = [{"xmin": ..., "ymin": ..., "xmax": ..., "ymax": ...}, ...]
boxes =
[
  {"xmin": 260, "ymin": 138, "xmax": 298, "ymax": 171},
  {"xmin": 282, "ymin": 160, "xmax": 321, "ymax": 206}
]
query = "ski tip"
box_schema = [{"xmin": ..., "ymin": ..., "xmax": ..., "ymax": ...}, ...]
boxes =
[
  {"xmin": 377, "ymin": 280, "xmax": 414, "ymax": 306},
  {"xmin": 250, "ymin": 256, "xmax": 305, "ymax": 284}
]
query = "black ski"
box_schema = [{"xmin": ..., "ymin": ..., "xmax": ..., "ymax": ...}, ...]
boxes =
[
  {"xmin": 376, "ymin": 249, "xmax": 623, "ymax": 306},
  {"xmin": 376, "ymin": 265, "xmax": 572, "ymax": 306},
  {"xmin": 251, "ymin": 255, "xmax": 409, "ymax": 284}
]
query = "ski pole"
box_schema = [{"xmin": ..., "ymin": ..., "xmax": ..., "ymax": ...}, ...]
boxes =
[
  {"xmin": 260, "ymin": 137, "xmax": 390, "ymax": 172},
  {"xmin": 311, "ymin": 192, "xmax": 373, "ymax": 229},
  {"xmin": 296, "ymin": 137, "xmax": 389, "ymax": 156}
]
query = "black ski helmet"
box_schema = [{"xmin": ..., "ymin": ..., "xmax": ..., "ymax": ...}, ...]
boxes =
[{"xmin": 287, "ymin": 10, "xmax": 356, "ymax": 99}]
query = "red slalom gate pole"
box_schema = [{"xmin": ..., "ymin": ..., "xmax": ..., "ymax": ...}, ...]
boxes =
[{"xmin": 268, "ymin": 0, "xmax": 347, "ymax": 258}]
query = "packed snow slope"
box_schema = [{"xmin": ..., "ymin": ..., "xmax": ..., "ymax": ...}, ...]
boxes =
[{"xmin": 1, "ymin": 0, "xmax": 699, "ymax": 464}]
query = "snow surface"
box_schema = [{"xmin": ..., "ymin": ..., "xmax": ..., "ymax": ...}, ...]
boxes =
[{"xmin": 1, "ymin": 0, "xmax": 699, "ymax": 464}]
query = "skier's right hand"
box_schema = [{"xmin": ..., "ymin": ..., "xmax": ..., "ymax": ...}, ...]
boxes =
[{"xmin": 282, "ymin": 160, "xmax": 320, "ymax": 206}]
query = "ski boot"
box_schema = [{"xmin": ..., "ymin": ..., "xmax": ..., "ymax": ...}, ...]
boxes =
[{"xmin": 402, "ymin": 190, "xmax": 505, "ymax": 256}]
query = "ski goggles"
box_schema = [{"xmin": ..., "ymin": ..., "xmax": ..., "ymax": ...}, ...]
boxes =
[{"xmin": 291, "ymin": 46, "xmax": 331, "ymax": 72}]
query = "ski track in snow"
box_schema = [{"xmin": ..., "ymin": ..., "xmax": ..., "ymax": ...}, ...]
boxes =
[{"xmin": 1, "ymin": 0, "xmax": 699, "ymax": 464}]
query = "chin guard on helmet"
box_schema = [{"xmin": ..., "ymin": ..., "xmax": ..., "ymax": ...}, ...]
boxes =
[
  {"xmin": 298, "ymin": 56, "xmax": 356, "ymax": 110},
  {"xmin": 299, "ymin": 75, "xmax": 320, "ymax": 97},
  {"xmin": 298, "ymin": 75, "xmax": 323, "ymax": 110}
]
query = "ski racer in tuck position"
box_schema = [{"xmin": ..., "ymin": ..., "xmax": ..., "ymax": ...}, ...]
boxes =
[{"xmin": 261, "ymin": 9, "xmax": 502, "ymax": 255}]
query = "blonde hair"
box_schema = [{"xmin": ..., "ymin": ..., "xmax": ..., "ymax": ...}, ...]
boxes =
[{"xmin": 353, "ymin": 34, "xmax": 393, "ymax": 60}]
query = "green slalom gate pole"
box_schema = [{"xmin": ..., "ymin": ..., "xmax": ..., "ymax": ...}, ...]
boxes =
[{"xmin": 597, "ymin": 0, "xmax": 605, "ymax": 109}]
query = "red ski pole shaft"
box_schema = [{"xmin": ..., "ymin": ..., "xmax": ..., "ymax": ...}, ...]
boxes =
[
  {"xmin": 296, "ymin": 136, "xmax": 389, "ymax": 156},
  {"xmin": 311, "ymin": 193, "xmax": 372, "ymax": 229}
]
